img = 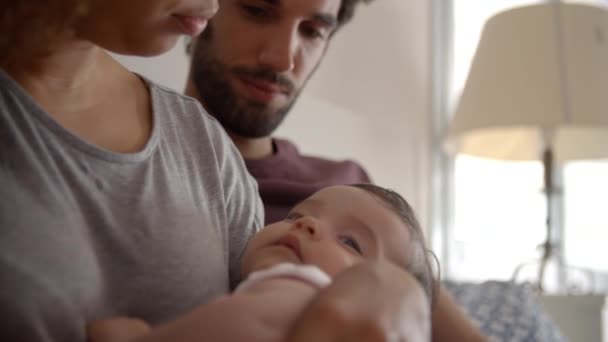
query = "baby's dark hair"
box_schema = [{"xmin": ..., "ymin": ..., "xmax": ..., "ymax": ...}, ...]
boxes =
[{"xmin": 349, "ymin": 183, "xmax": 439, "ymax": 308}]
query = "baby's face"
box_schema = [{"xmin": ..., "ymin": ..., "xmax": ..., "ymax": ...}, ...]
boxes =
[{"xmin": 241, "ymin": 186, "xmax": 411, "ymax": 278}]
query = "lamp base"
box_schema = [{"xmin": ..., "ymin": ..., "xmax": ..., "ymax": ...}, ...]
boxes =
[
  {"xmin": 512, "ymin": 258, "xmax": 561, "ymax": 293},
  {"xmin": 512, "ymin": 259, "xmax": 595, "ymax": 294}
]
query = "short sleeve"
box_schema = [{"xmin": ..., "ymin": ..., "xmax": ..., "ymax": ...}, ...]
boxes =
[{"xmin": 211, "ymin": 125, "xmax": 264, "ymax": 289}]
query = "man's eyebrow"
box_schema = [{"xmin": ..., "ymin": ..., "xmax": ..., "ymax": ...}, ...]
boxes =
[
  {"xmin": 312, "ymin": 13, "xmax": 338, "ymax": 29},
  {"xmin": 256, "ymin": 0, "xmax": 337, "ymax": 28}
]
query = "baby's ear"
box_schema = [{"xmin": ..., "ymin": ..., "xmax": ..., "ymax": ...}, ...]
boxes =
[{"xmin": 87, "ymin": 316, "xmax": 151, "ymax": 342}]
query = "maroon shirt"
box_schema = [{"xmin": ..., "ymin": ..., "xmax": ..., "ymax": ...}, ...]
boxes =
[{"xmin": 245, "ymin": 138, "xmax": 371, "ymax": 225}]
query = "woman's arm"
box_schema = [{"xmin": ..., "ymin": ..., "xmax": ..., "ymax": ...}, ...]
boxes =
[
  {"xmin": 88, "ymin": 317, "xmax": 152, "ymax": 342},
  {"xmin": 431, "ymin": 286, "xmax": 489, "ymax": 342},
  {"xmin": 88, "ymin": 278, "xmax": 318, "ymax": 342}
]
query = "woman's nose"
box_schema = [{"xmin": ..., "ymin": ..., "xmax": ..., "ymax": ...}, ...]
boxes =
[{"xmin": 292, "ymin": 216, "xmax": 322, "ymax": 241}]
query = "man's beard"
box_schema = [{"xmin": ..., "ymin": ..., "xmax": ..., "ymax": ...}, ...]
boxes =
[{"xmin": 190, "ymin": 30, "xmax": 299, "ymax": 138}]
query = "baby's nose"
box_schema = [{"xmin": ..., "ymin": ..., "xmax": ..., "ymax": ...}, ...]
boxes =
[{"xmin": 293, "ymin": 216, "xmax": 322, "ymax": 241}]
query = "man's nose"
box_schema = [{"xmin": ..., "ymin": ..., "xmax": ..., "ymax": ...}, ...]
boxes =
[
  {"xmin": 257, "ymin": 26, "xmax": 299, "ymax": 73},
  {"xmin": 292, "ymin": 216, "xmax": 322, "ymax": 241}
]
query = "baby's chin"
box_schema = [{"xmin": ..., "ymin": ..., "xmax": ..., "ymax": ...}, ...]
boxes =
[{"xmin": 240, "ymin": 258, "xmax": 300, "ymax": 280}]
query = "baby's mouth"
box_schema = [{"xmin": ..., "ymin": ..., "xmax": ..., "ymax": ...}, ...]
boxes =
[{"xmin": 273, "ymin": 234, "xmax": 302, "ymax": 261}]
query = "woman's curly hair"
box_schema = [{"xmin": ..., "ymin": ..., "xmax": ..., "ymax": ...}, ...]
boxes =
[{"xmin": 0, "ymin": 0, "xmax": 88, "ymax": 66}]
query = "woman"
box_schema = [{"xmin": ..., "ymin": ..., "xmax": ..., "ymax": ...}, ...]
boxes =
[
  {"xmin": 0, "ymin": 2, "xmax": 448, "ymax": 341},
  {"xmin": 0, "ymin": 1, "xmax": 263, "ymax": 341}
]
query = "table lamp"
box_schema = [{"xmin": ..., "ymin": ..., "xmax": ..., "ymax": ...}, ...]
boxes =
[{"xmin": 444, "ymin": 2, "xmax": 608, "ymax": 292}]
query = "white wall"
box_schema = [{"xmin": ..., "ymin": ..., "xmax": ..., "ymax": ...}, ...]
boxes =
[
  {"xmin": 115, "ymin": 0, "xmax": 434, "ymax": 232},
  {"xmin": 277, "ymin": 0, "xmax": 433, "ymax": 231}
]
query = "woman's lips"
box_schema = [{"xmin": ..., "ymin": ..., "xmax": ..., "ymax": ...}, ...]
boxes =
[{"xmin": 173, "ymin": 14, "xmax": 209, "ymax": 36}]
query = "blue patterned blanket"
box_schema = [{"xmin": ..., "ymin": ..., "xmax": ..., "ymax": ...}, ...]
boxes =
[{"xmin": 444, "ymin": 281, "xmax": 567, "ymax": 342}]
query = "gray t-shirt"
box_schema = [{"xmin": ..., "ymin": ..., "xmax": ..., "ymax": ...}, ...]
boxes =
[{"xmin": 0, "ymin": 69, "xmax": 263, "ymax": 342}]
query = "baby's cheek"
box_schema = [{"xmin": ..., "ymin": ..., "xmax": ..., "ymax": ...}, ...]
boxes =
[{"xmin": 317, "ymin": 251, "xmax": 361, "ymax": 277}]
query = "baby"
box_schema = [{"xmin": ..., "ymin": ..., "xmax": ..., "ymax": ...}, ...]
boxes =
[{"xmin": 88, "ymin": 184, "xmax": 436, "ymax": 342}]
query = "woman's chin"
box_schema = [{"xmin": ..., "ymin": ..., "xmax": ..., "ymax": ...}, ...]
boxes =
[{"xmin": 101, "ymin": 36, "xmax": 181, "ymax": 57}]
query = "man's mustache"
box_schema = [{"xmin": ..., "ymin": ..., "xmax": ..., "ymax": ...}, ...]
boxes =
[{"xmin": 232, "ymin": 66, "xmax": 294, "ymax": 94}]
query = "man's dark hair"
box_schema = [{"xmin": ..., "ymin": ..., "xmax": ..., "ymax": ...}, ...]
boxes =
[
  {"xmin": 185, "ymin": 0, "xmax": 375, "ymax": 55},
  {"xmin": 349, "ymin": 183, "xmax": 439, "ymax": 309},
  {"xmin": 337, "ymin": 0, "xmax": 374, "ymax": 29}
]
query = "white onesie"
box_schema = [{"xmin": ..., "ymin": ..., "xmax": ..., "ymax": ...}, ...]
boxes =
[{"xmin": 235, "ymin": 263, "xmax": 331, "ymax": 293}]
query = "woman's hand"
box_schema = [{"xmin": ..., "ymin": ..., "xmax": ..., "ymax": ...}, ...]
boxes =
[
  {"xmin": 87, "ymin": 317, "xmax": 151, "ymax": 342},
  {"xmin": 287, "ymin": 260, "xmax": 431, "ymax": 342}
]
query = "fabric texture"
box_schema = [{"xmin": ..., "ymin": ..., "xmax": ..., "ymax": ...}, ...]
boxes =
[
  {"xmin": 0, "ymin": 69, "xmax": 263, "ymax": 342},
  {"xmin": 235, "ymin": 263, "xmax": 331, "ymax": 294},
  {"xmin": 245, "ymin": 138, "xmax": 370, "ymax": 224},
  {"xmin": 444, "ymin": 280, "xmax": 567, "ymax": 342}
]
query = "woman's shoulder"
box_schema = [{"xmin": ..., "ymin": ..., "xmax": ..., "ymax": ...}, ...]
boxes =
[
  {"xmin": 144, "ymin": 78, "xmax": 204, "ymax": 112},
  {"xmin": 142, "ymin": 77, "xmax": 253, "ymax": 177},
  {"xmin": 143, "ymin": 78, "xmax": 227, "ymax": 140}
]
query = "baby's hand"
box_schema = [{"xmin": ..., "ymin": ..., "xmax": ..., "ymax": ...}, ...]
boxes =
[{"xmin": 87, "ymin": 316, "xmax": 151, "ymax": 342}]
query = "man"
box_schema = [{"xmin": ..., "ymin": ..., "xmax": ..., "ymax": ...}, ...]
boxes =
[
  {"xmin": 185, "ymin": 0, "xmax": 488, "ymax": 341},
  {"xmin": 185, "ymin": 0, "xmax": 372, "ymax": 225}
]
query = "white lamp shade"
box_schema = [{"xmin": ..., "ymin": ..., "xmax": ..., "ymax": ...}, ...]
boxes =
[{"xmin": 445, "ymin": 3, "xmax": 608, "ymax": 161}]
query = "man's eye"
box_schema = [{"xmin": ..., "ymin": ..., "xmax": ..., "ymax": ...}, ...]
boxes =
[
  {"xmin": 339, "ymin": 236, "xmax": 362, "ymax": 255},
  {"xmin": 241, "ymin": 4, "xmax": 269, "ymax": 18},
  {"xmin": 301, "ymin": 26, "xmax": 325, "ymax": 40}
]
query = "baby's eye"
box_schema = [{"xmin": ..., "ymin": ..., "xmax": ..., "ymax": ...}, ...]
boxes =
[
  {"xmin": 339, "ymin": 235, "xmax": 362, "ymax": 255},
  {"xmin": 285, "ymin": 212, "xmax": 302, "ymax": 221}
]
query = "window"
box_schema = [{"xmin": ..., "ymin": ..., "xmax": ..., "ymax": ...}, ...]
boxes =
[
  {"xmin": 450, "ymin": 156, "xmax": 546, "ymax": 282},
  {"xmin": 446, "ymin": 0, "xmax": 608, "ymax": 291},
  {"xmin": 564, "ymin": 161, "xmax": 608, "ymax": 273}
]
